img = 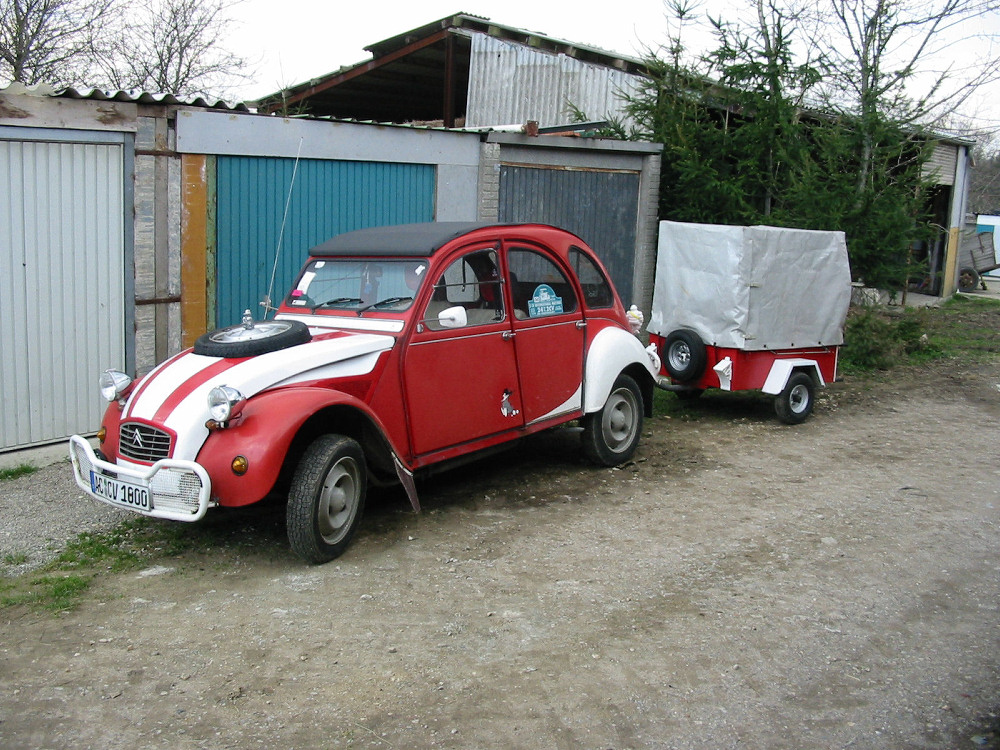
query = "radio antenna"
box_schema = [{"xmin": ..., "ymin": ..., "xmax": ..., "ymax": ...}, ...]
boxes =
[{"xmin": 261, "ymin": 137, "xmax": 304, "ymax": 318}]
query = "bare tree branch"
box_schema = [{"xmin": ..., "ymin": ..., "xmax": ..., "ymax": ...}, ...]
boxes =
[
  {"xmin": 0, "ymin": 0, "xmax": 115, "ymax": 85},
  {"xmin": 92, "ymin": 0, "xmax": 249, "ymax": 97}
]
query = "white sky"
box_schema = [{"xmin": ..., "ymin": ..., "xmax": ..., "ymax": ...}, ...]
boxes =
[{"xmin": 226, "ymin": 0, "xmax": 1000, "ymax": 136}]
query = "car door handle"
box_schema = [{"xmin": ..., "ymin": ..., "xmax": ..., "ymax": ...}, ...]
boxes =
[
  {"xmin": 502, "ymin": 331, "xmax": 515, "ymax": 340},
  {"xmin": 575, "ymin": 320, "xmax": 587, "ymax": 329}
]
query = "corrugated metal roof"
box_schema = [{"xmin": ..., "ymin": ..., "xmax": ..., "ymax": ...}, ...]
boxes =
[
  {"xmin": 0, "ymin": 82, "xmax": 249, "ymax": 111},
  {"xmin": 465, "ymin": 33, "xmax": 642, "ymax": 129},
  {"xmin": 255, "ymin": 13, "xmax": 648, "ymax": 123}
]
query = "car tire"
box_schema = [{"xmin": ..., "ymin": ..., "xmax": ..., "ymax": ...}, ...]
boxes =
[
  {"xmin": 958, "ymin": 267, "xmax": 980, "ymax": 293},
  {"xmin": 193, "ymin": 319, "xmax": 311, "ymax": 358},
  {"xmin": 663, "ymin": 329, "xmax": 707, "ymax": 382},
  {"xmin": 287, "ymin": 435, "xmax": 367, "ymax": 564},
  {"xmin": 774, "ymin": 372, "xmax": 815, "ymax": 425},
  {"xmin": 582, "ymin": 374, "xmax": 643, "ymax": 466}
]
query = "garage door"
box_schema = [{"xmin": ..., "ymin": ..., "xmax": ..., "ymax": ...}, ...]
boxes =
[
  {"xmin": 499, "ymin": 164, "xmax": 640, "ymax": 306},
  {"xmin": 215, "ymin": 156, "xmax": 436, "ymax": 327},
  {"xmin": 0, "ymin": 130, "xmax": 128, "ymax": 451}
]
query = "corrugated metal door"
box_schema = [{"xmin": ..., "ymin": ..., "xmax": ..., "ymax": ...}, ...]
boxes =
[
  {"xmin": 215, "ymin": 157, "xmax": 436, "ymax": 326},
  {"xmin": 498, "ymin": 165, "xmax": 640, "ymax": 306},
  {"xmin": 1, "ymin": 134, "xmax": 126, "ymax": 451}
]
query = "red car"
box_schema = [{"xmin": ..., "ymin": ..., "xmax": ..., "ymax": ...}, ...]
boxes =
[{"xmin": 70, "ymin": 223, "xmax": 659, "ymax": 563}]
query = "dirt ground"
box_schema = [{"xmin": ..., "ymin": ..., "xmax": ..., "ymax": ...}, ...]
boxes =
[{"xmin": 2, "ymin": 358, "xmax": 999, "ymax": 749}]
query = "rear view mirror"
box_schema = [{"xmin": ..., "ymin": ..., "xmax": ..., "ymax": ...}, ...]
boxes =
[{"xmin": 438, "ymin": 306, "xmax": 468, "ymax": 328}]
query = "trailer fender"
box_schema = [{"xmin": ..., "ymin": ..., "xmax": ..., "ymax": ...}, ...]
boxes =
[{"xmin": 762, "ymin": 359, "xmax": 825, "ymax": 395}]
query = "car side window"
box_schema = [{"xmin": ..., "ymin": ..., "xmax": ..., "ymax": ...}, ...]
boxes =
[
  {"xmin": 569, "ymin": 246, "xmax": 614, "ymax": 309},
  {"xmin": 422, "ymin": 249, "xmax": 504, "ymax": 330},
  {"xmin": 507, "ymin": 248, "xmax": 579, "ymax": 320}
]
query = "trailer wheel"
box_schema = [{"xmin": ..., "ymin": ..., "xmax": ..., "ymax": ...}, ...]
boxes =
[
  {"xmin": 774, "ymin": 372, "xmax": 815, "ymax": 425},
  {"xmin": 958, "ymin": 267, "xmax": 981, "ymax": 293},
  {"xmin": 663, "ymin": 329, "xmax": 707, "ymax": 382}
]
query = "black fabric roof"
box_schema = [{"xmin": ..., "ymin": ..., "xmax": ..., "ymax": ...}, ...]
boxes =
[{"xmin": 310, "ymin": 222, "xmax": 491, "ymax": 256}]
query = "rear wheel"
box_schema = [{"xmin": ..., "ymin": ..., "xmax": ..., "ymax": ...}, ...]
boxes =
[
  {"xmin": 287, "ymin": 435, "xmax": 366, "ymax": 564},
  {"xmin": 774, "ymin": 372, "xmax": 815, "ymax": 425},
  {"xmin": 582, "ymin": 374, "xmax": 643, "ymax": 465}
]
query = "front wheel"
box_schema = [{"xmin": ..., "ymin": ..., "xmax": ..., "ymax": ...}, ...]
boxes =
[
  {"xmin": 582, "ymin": 374, "xmax": 643, "ymax": 466},
  {"xmin": 287, "ymin": 435, "xmax": 367, "ymax": 564},
  {"xmin": 774, "ymin": 372, "xmax": 815, "ymax": 425}
]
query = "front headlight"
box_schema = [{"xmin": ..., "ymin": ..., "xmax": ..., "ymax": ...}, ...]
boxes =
[
  {"xmin": 208, "ymin": 385, "xmax": 246, "ymax": 423},
  {"xmin": 99, "ymin": 369, "xmax": 133, "ymax": 402}
]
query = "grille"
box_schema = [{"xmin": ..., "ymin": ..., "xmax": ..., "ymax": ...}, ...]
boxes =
[{"xmin": 119, "ymin": 423, "xmax": 172, "ymax": 462}]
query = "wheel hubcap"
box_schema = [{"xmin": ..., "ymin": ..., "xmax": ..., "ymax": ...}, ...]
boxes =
[
  {"xmin": 317, "ymin": 457, "xmax": 361, "ymax": 544},
  {"xmin": 602, "ymin": 388, "xmax": 638, "ymax": 452},
  {"xmin": 788, "ymin": 384, "xmax": 810, "ymax": 413},
  {"xmin": 209, "ymin": 320, "xmax": 294, "ymax": 344},
  {"xmin": 669, "ymin": 342, "xmax": 691, "ymax": 370}
]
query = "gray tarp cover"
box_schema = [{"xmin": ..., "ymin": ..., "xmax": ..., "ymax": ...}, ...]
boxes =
[{"xmin": 649, "ymin": 221, "xmax": 852, "ymax": 351}]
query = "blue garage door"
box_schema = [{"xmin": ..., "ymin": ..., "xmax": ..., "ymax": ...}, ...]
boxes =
[{"xmin": 216, "ymin": 157, "xmax": 435, "ymax": 326}]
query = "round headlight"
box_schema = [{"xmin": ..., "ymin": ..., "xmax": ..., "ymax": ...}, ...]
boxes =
[
  {"xmin": 208, "ymin": 385, "xmax": 246, "ymax": 423},
  {"xmin": 99, "ymin": 369, "xmax": 133, "ymax": 402}
]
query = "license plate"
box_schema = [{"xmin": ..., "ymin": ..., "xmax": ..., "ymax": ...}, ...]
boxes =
[{"xmin": 89, "ymin": 471, "xmax": 152, "ymax": 511}]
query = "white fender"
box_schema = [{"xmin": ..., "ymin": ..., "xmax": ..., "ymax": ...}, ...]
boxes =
[
  {"xmin": 584, "ymin": 327, "xmax": 659, "ymax": 413},
  {"xmin": 762, "ymin": 359, "xmax": 825, "ymax": 395}
]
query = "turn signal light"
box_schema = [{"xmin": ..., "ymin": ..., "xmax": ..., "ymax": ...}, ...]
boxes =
[{"xmin": 231, "ymin": 455, "xmax": 249, "ymax": 475}]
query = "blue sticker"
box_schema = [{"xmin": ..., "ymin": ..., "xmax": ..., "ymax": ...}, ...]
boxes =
[{"xmin": 527, "ymin": 284, "xmax": 563, "ymax": 317}]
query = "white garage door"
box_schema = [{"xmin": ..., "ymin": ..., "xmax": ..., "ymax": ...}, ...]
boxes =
[{"xmin": 0, "ymin": 131, "xmax": 127, "ymax": 451}]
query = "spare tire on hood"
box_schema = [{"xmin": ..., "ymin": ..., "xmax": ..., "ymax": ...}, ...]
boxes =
[{"xmin": 194, "ymin": 318, "xmax": 311, "ymax": 358}]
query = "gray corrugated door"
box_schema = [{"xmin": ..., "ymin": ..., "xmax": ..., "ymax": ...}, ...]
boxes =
[
  {"xmin": 0, "ymin": 131, "xmax": 127, "ymax": 451},
  {"xmin": 498, "ymin": 165, "xmax": 640, "ymax": 305}
]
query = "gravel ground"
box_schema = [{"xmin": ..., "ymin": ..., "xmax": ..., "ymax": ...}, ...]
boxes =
[
  {"xmin": 1, "ymin": 357, "xmax": 999, "ymax": 749},
  {"xmin": 0, "ymin": 454, "xmax": 127, "ymax": 574}
]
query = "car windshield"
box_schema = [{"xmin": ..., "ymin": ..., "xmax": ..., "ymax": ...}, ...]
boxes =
[{"xmin": 286, "ymin": 259, "xmax": 429, "ymax": 314}]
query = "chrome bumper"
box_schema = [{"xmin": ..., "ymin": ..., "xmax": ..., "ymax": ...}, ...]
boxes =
[{"xmin": 69, "ymin": 435, "xmax": 213, "ymax": 522}]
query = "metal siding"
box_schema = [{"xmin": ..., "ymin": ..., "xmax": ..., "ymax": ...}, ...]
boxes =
[
  {"xmin": 1, "ymin": 139, "xmax": 125, "ymax": 450},
  {"xmin": 215, "ymin": 157, "xmax": 435, "ymax": 326},
  {"xmin": 499, "ymin": 165, "xmax": 640, "ymax": 306},
  {"xmin": 466, "ymin": 34, "xmax": 643, "ymax": 128},
  {"xmin": 924, "ymin": 142, "xmax": 957, "ymax": 186}
]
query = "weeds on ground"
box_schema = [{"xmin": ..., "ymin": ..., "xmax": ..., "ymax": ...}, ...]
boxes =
[
  {"xmin": 0, "ymin": 464, "xmax": 38, "ymax": 482},
  {"xmin": 1, "ymin": 508, "xmax": 282, "ymax": 613},
  {"xmin": 840, "ymin": 295, "xmax": 1000, "ymax": 373},
  {"xmin": 0, "ymin": 517, "xmax": 212, "ymax": 613}
]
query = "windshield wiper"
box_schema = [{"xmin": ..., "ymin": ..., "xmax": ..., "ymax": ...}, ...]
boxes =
[
  {"xmin": 311, "ymin": 296, "xmax": 363, "ymax": 312},
  {"xmin": 356, "ymin": 297, "xmax": 413, "ymax": 316}
]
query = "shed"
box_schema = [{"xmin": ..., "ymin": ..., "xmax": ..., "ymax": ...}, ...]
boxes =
[{"xmin": 257, "ymin": 13, "xmax": 647, "ymax": 129}]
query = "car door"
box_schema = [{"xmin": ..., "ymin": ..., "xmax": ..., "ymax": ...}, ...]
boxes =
[
  {"xmin": 403, "ymin": 244, "xmax": 524, "ymax": 457},
  {"xmin": 505, "ymin": 244, "xmax": 586, "ymax": 425}
]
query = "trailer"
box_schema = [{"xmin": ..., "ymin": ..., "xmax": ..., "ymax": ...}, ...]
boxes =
[
  {"xmin": 647, "ymin": 221, "xmax": 852, "ymax": 423},
  {"xmin": 957, "ymin": 230, "xmax": 998, "ymax": 293}
]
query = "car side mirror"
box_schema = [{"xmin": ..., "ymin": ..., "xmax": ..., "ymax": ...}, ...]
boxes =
[{"xmin": 438, "ymin": 306, "xmax": 468, "ymax": 328}]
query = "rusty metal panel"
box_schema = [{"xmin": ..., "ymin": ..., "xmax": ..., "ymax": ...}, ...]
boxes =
[
  {"xmin": 465, "ymin": 33, "xmax": 643, "ymax": 128},
  {"xmin": 498, "ymin": 164, "xmax": 640, "ymax": 305},
  {"xmin": 0, "ymin": 130, "xmax": 128, "ymax": 450}
]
